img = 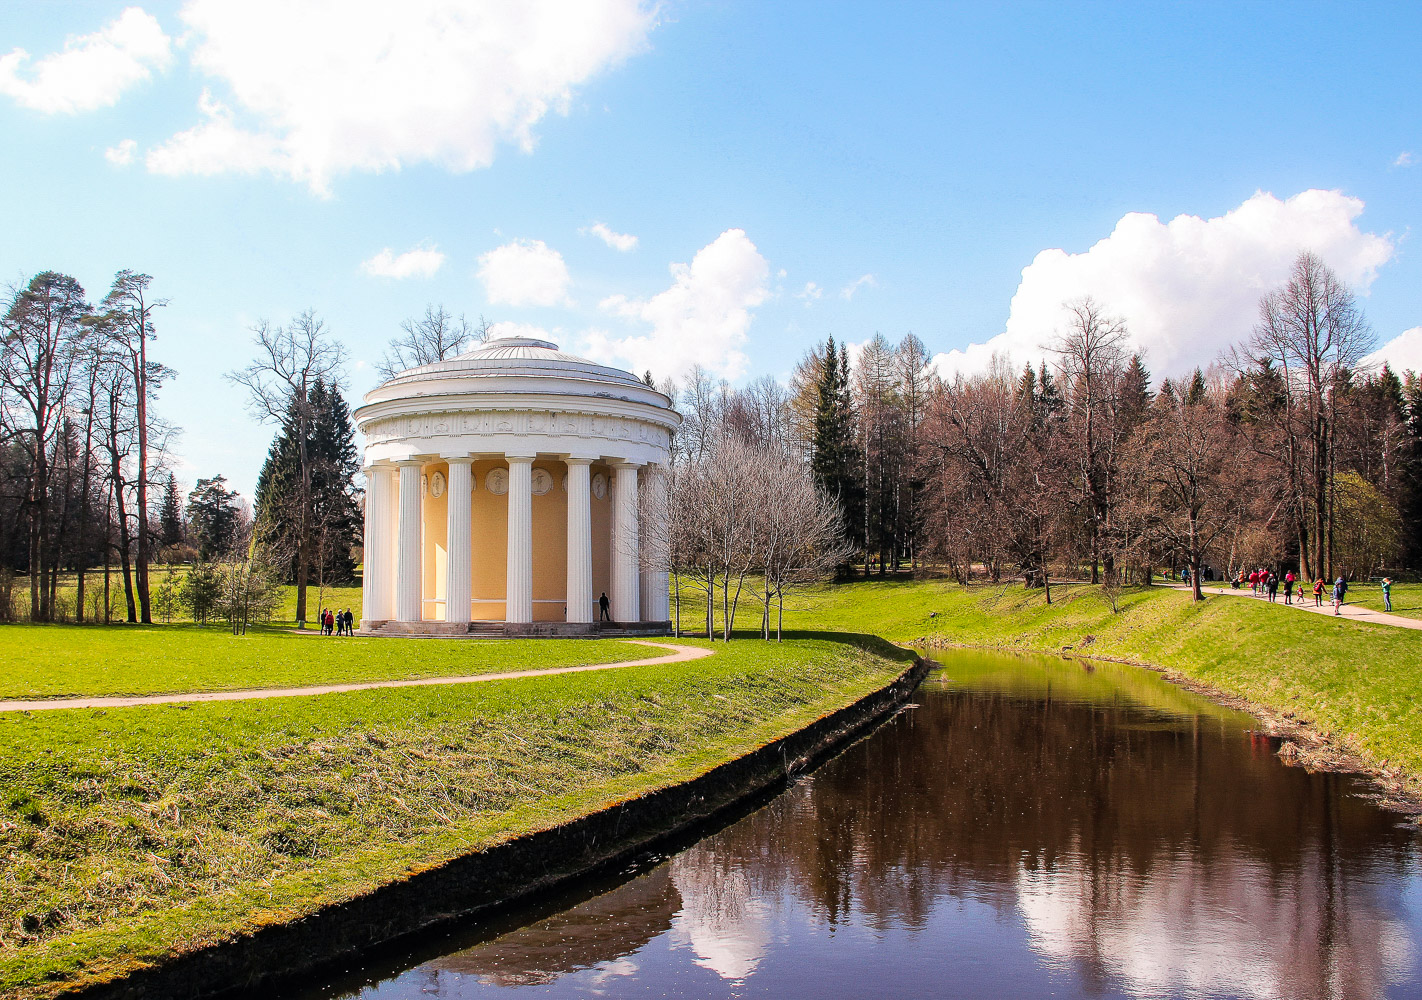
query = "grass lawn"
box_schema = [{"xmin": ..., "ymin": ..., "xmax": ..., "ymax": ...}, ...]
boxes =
[
  {"xmin": 0, "ymin": 634, "xmax": 908, "ymax": 996},
  {"xmin": 0, "ymin": 625, "xmax": 654, "ymax": 699}
]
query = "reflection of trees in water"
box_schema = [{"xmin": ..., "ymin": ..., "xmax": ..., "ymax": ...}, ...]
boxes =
[
  {"xmin": 671, "ymin": 688, "xmax": 1419, "ymax": 998},
  {"xmin": 428, "ymin": 866, "xmax": 681, "ymax": 986}
]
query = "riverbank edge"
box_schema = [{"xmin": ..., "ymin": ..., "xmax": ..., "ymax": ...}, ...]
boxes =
[
  {"xmin": 70, "ymin": 653, "xmax": 932, "ymax": 1000},
  {"xmin": 922, "ymin": 638, "xmax": 1422, "ymax": 820}
]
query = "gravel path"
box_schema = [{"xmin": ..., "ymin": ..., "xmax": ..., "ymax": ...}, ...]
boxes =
[
  {"xmin": 1164, "ymin": 583, "xmax": 1422, "ymax": 631},
  {"xmin": 0, "ymin": 640, "xmax": 715, "ymax": 713}
]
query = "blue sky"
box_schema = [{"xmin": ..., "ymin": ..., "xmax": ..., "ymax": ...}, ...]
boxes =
[{"xmin": 1, "ymin": 1, "xmax": 1419, "ymax": 496}]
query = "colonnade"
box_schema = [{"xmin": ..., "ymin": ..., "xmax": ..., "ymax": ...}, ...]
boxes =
[{"xmin": 362, "ymin": 453, "xmax": 669, "ymax": 627}]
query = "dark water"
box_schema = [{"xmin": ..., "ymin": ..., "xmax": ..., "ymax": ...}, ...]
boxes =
[{"xmin": 306, "ymin": 650, "xmax": 1422, "ymax": 1000}]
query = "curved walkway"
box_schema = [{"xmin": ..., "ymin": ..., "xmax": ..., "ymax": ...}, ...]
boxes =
[
  {"xmin": 0, "ymin": 641, "xmax": 715, "ymax": 714},
  {"xmin": 1166, "ymin": 583, "xmax": 1422, "ymax": 631}
]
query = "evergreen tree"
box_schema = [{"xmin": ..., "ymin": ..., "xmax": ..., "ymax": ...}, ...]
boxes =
[
  {"xmin": 186, "ymin": 475, "xmax": 242, "ymax": 560},
  {"xmin": 809, "ymin": 336, "xmax": 863, "ymax": 563},
  {"xmin": 1399, "ymin": 373, "xmax": 1422, "ymax": 567},
  {"xmin": 1119, "ymin": 354, "xmax": 1152, "ymax": 429},
  {"xmin": 254, "ymin": 378, "xmax": 361, "ymax": 584},
  {"xmin": 1037, "ymin": 363, "xmax": 1064, "ymax": 426},
  {"xmin": 158, "ymin": 472, "xmax": 183, "ymax": 549},
  {"xmin": 1186, "ymin": 368, "xmax": 1208, "ymax": 406}
]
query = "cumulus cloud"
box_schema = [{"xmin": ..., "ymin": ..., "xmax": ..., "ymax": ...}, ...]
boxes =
[
  {"xmin": 0, "ymin": 7, "xmax": 172, "ymax": 114},
  {"xmin": 477, "ymin": 239, "xmax": 571, "ymax": 307},
  {"xmin": 1394, "ymin": 152, "xmax": 1416, "ymax": 168},
  {"xmin": 104, "ymin": 138, "xmax": 138, "ymax": 166},
  {"xmin": 360, "ymin": 244, "xmax": 445, "ymax": 279},
  {"xmin": 587, "ymin": 228, "xmax": 770, "ymax": 379},
  {"xmin": 841, "ymin": 273, "xmax": 876, "ymax": 300},
  {"xmin": 1365, "ymin": 327, "xmax": 1422, "ymax": 375},
  {"xmin": 584, "ymin": 222, "xmax": 638, "ymax": 252},
  {"xmin": 795, "ymin": 281, "xmax": 823, "ymax": 303},
  {"xmin": 146, "ymin": 0, "xmax": 655, "ymax": 194},
  {"xmin": 930, "ymin": 189, "xmax": 1395, "ymax": 381}
]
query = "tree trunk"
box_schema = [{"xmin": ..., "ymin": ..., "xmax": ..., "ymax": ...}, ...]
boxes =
[
  {"xmin": 135, "ymin": 333, "xmax": 152, "ymax": 623},
  {"xmin": 295, "ymin": 396, "xmax": 311, "ymax": 628}
]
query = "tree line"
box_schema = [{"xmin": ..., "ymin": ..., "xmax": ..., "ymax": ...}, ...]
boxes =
[
  {"xmin": 0, "ymin": 274, "xmax": 485, "ymax": 627},
  {"xmin": 655, "ymin": 252, "xmax": 1422, "ymax": 621}
]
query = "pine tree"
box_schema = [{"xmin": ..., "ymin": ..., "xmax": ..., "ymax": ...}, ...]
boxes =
[
  {"xmin": 809, "ymin": 337, "xmax": 862, "ymax": 566},
  {"xmin": 1119, "ymin": 354, "xmax": 1151, "ymax": 429},
  {"xmin": 158, "ymin": 472, "xmax": 183, "ymax": 549},
  {"xmin": 254, "ymin": 379, "xmax": 361, "ymax": 585},
  {"xmin": 186, "ymin": 476, "xmax": 242, "ymax": 560}
]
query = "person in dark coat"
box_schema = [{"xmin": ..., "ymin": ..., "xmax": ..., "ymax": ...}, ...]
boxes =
[{"xmin": 599, "ymin": 592, "xmax": 612, "ymax": 622}]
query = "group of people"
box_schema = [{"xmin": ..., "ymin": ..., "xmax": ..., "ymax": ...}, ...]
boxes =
[
  {"xmin": 1233, "ymin": 569, "xmax": 1393, "ymax": 616},
  {"xmin": 320, "ymin": 607, "xmax": 354, "ymax": 635}
]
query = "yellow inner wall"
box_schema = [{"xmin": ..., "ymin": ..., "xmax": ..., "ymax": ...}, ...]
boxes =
[{"xmin": 415, "ymin": 458, "xmax": 616, "ymax": 622}]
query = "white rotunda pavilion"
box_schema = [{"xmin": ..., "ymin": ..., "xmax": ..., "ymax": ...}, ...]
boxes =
[{"xmin": 354, "ymin": 335, "xmax": 680, "ymax": 635}]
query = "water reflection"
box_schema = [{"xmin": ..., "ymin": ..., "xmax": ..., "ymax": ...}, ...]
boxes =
[{"xmin": 315, "ymin": 650, "xmax": 1422, "ymax": 1000}]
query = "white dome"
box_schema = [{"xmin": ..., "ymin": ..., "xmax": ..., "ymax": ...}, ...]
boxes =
[{"xmin": 378, "ymin": 335, "xmax": 660, "ymax": 402}]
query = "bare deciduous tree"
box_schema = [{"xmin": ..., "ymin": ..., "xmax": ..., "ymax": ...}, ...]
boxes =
[
  {"xmin": 227, "ymin": 310, "xmax": 347, "ymax": 628},
  {"xmin": 377, "ymin": 305, "xmax": 490, "ymax": 380}
]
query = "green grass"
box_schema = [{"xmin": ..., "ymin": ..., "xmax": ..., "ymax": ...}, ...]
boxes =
[
  {"xmin": 0, "ymin": 635, "xmax": 908, "ymax": 995},
  {"xmin": 0, "ymin": 625, "xmax": 654, "ymax": 699}
]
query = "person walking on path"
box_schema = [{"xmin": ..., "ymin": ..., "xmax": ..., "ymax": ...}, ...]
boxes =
[
  {"xmin": 1266, "ymin": 572, "xmax": 1279, "ymax": 603},
  {"xmin": 1248, "ymin": 569, "xmax": 1259, "ymax": 595},
  {"xmin": 1333, "ymin": 577, "xmax": 1348, "ymax": 616},
  {"xmin": 1284, "ymin": 571, "xmax": 1295, "ymax": 605},
  {"xmin": 319, "ymin": 608, "xmax": 329, "ymax": 635},
  {"xmin": 1313, "ymin": 577, "xmax": 1325, "ymax": 607},
  {"xmin": 599, "ymin": 592, "xmax": 612, "ymax": 623},
  {"xmin": 1382, "ymin": 577, "xmax": 1393, "ymax": 613}
]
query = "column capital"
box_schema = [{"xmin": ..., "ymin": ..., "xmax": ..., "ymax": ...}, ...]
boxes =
[
  {"xmin": 441, "ymin": 453, "xmax": 474, "ymax": 464},
  {"xmin": 504, "ymin": 451, "xmax": 536, "ymax": 463},
  {"xmin": 395, "ymin": 458, "xmax": 424, "ymax": 469},
  {"xmin": 563, "ymin": 453, "xmax": 597, "ymax": 465},
  {"xmin": 608, "ymin": 457, "xmax": 645, "ymax": 469}
]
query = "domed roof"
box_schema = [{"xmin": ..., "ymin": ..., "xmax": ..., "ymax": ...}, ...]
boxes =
[{"xmin": 379, "ymin": 335, "xmax": 655, "ymax": 397}]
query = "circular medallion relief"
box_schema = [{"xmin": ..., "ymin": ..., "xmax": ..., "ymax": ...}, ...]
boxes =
[
  {"xmin": 591, "ymin": 473, "xmax": 608, "ymax": 499},
  {"xmin": 429, "ymin": 471, "xmax": 446, "ymax": 498},
  {"xmin": 560, "ymin": 473, "xmax": 568, "ymax": 493},
  {"xmin": 486, "ymin": 468, "xmax": 509, "ymax": 496},
  {"xmin": 531, "ymin": 468, "xmax": 553, "ymax": 496}
]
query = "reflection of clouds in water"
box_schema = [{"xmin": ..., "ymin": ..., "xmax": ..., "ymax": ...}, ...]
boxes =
[
  {"xmin": 1016, "ymin": 846, "xmax": 1415, "ymax": 999},
  {"xmin": 670, "ymin": 850, "xmax": 771, "ymax": 981}
]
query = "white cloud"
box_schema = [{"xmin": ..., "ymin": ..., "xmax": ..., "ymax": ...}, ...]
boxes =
[
  {"xmin": 104, "ymin": 138, "xmax": 138, "ymax": 166},
  {"xmin": 360, "ymin": 244, "xmax": 445, "ymax": 279},
  {"xmin": 795, "ymin": 281, "xmax": 823, "ymax": 303},
  {"xmin": 588, "ymin": 228, "xmax": 770, "ymax": 379},
  {"xmin": 147, "ymin": 0, "xmax": 656, "ymax": 194},
  {"xmin": 584, "ymin": 222, "xmax": 638, "ymax": 252},
  {"xmin": 1365, "ymin": 327, "xmax": 1422, "ymax": 375},
  {"xmin": 477, "ymin": 239, "xmax": 571, "ymax": 307},
  {"xmin": 840, "ymin": 273, "xmax": 876, "ymax": 300},
  {"xmin": 930, "ymin": 189, "xmax": 1395, "ymax": 381},
  {"xmin": 1394, "ymin": 152, "xmax": 1416, "ymax": 168},
  {"xmin": 0, "ymin": 7, "xmax": 172, "ymax": 114}
]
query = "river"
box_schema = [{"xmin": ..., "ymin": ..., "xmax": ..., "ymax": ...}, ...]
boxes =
[{"xmin": 299, "ymin": 649, "xmax": 1422, "ymax": 1000}]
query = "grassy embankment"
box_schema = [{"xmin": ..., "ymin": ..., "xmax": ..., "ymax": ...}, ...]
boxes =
[
  {"xmin": 679, "ymin": 576, "xmax": 1422, "ymax": 788},
  {"xmin": 0, "ymin": 624, "xmax": 909, "ymax": 997}
]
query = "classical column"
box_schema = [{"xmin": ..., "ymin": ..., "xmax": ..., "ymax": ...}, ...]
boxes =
[
  {"xmin": 445, "ymin": 457, "xmax": 473, "ymax": 623},
  {"xmin": 612, "ymin": 462, "xmax": 641, "ymax": 623},
  {"xmin": 643, "ymin": 464, "xmax": 670, "ymax": 622},
  {"xmin": 360, "ymin": 464, "xmax": 395, "ymax": 624},
  {"xmin": 505, "ymin": 454, "xmax": 534, "ymax": 624},
  {"xmin": 565, "ymin": 457, "xmax": 594, "ymax": 624},
  {"xmin": 395, "ymin": 461, "xmax": 422, "ymax": 622}
]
